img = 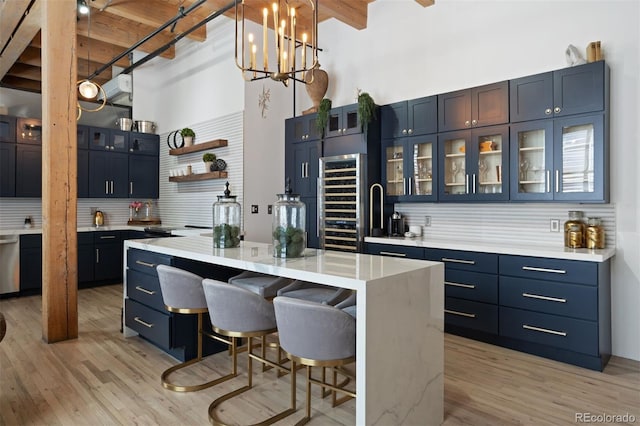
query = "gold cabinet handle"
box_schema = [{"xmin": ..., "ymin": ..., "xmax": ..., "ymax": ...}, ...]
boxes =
[
  {"xmin": 380, "ymin": 251, "xmax": 406, "ymax": 257},
  {"xmin": 134, "ymin": 317, "xmax": 154, "ymax": 328},
  {"xmin": 441, "ymin": 257, "xmax": 475, "ymax": 265},
  {"xmin": 135, "ymin": 260, "xmax": 156, "ymax": 268},
  {"xmin": 523, "ymin": 324, "xmax": 566, "ymax": 337},
  {"xmin": 522, "ymin": 292, "xmax": 566, "ymax": 303},
  {"xmin": 135, "ymin": 286, "xmax": 156, "ymax": 295},
  {"xmin": 522, "ymin": 266, "xmax": 566, "ymax": 274},
  {"xmin": 445, "ymin": 309, "xmax": 476, "ymax": 318},
  {"xmin": 445, "ymin": 281, "xmax": 476, "ymax": 289}
]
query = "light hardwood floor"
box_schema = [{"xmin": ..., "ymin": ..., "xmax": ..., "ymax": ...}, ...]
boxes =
[{"xmin": 0, "ymin": 284, "xmax": 638, "ymax": 425}]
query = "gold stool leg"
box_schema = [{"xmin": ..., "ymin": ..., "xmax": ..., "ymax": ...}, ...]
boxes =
[{"xmin": 162, "ymin": 313, "xmax": 237, "ymax": 392}]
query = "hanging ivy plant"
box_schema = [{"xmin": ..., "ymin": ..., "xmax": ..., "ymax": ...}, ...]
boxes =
[
  {"xmin": 316, "ymin": 98, "xmax": 332, "ymax": 136},
  {"xmin": 358, "ymin": 91, "xmax": 376, "ymax": 134}
]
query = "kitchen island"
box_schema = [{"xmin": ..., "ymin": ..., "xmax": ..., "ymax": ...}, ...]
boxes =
[{"xmin": 123, "ymin": 236, "xmax": 444, "ymax": 426}]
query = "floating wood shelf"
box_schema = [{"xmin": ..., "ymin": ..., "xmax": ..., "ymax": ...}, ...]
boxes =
[
  {"xmin": 127, "ymin": 218, "xmax": 162, "ymax": 225},
  {"xmin": 169, "ymin": 171, "xmax": 228, "ymax": 182},
  {"xmin": 169, "ymin": 139, "xmax": 228, "ymax": 156}
]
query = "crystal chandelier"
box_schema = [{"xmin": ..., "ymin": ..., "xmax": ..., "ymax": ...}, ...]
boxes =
[{"xmin": 235, "ymin": 0, "xmax": 318, "ymax": 86}]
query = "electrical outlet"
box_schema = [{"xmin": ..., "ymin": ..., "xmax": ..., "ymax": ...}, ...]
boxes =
[
  {"xmin": 251, "ymin": 205, "xmax": 259, "ymax": 214},
  {"xmin": 267, "ymin": 205, "xmax": 273, "ymax": 214},
  {"xmin": 424, "ymin": 216, "xmax": 431, "ymax": 227},
  {"xmin": 550, "ymin": 219, "xmax": 560, "ymax": 232}
]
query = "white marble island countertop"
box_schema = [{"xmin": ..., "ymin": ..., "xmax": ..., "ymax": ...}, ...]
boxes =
[{"xmin": 124, "ymin": 236, "xmax": 444, "ymax": 425}]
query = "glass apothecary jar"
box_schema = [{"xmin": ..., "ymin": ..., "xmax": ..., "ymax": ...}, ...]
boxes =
[
  {"xmin": 272, "ymin": 182, "xmax": 306, "ymax": 258},
  {"xmin": 213, "ymin": 182, "xmax": 241, "ymax": 248},
  {"xmin": 564, "ymin": 210, "xmax": 585, "ymax": 248}
]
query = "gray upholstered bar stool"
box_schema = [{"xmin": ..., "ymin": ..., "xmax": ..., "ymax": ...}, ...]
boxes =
[
  {"xmin": 273, "ymin": 296, "xmax": 357, "ymax": 425},
  {"xmin": 228, "ymin": 271, "xmax": 292, "ymax": 299},
  {"xmin": 276, "ymin": 280, "xmax": 352, "ymax": 305},
  {"xmin": 156, "ymin": 265, "xmax": 237, "ymax": 393},
  {"xmin": 202, "ymin": 278, "xmax": 296, "ymax": 425},
  {"xmin": 335, "ymin": 292, "xmax": 357, "ymax": 318}
]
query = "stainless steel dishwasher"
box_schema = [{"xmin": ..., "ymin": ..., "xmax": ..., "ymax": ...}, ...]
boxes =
[{"xmin": 0, "ymin": 235, "xmax": 19, "ymax": 295}]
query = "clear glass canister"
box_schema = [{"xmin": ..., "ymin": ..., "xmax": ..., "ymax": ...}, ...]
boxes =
[
  {"xmin": 586, "ymin": 217, "xmax": 605, "ymax": 249},
  {"xmin": 272, "ymin": 183, "xmax": 306, "ymax": 258},
  {"xmin": 213, "ymin": 182, "xmax": 241, "ymax": 248},
  {"xmin": 564, "ymin": 210, "xmax": 585, "ymax": 248}
]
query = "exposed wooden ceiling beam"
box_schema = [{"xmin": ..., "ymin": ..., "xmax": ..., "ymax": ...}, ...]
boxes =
[
  {"xmin": 0, "ymin": 0, "xmax": 31, "ymax": 51},
  {"xmin": 415, "ymin": 0, "xmax": 435, "ymax": 7},
  {"xmin": 89, "ymin": 0, "xmax": 208, "ymax": 42},
  {"xmin": 76, "ymin": 11, "xmax": 176, "ymax": 59},
  {"xmin": 0, "ymin": 0, "xmax": 42, "ymax": 79},
  {"xmin": 0, "ymin": 75, "xmax": 43, "ymax": 92},
  {"xmin": 30, "ymin": 33, "xmax": 130, "ymax": 69},
  {"xmin": 319, "ymin": 0, "xmax": 372, "ymax": 30}
]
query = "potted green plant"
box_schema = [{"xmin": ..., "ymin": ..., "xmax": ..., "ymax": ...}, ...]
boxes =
[
  {"xmin": 202, "ymin": 152, "xmax": 216, "ymax": 173},
  {"xmin": 357, "ymin": 91, "xmax": 376, "ymax": 134},
  {"xmin": 181, "ymin": 127, "xmax": 195, "ymax": 146},
  {"xmin": 315, "ymin": 98, "xmax": 332, "ymax": 137}
]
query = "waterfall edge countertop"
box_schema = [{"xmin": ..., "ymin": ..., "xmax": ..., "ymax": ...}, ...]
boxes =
[{"xmin": 123, "ymin": 236, "xmax": 445, "ymax": 426}]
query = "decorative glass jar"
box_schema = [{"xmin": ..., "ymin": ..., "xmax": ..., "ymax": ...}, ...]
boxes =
[
  {"xmin": 213, "ymin": 182, "xmax": 241, "ymax": 248},
  {"xmin": 272, "ymin": 182, "xmax": 306, "ymax": 258},
  {"xmin": 564, "ymin": 210, "xmax": 585, "ymax": 248},
  {"xmin": 585, "ymin": 217, "xmax": 605, "ymax": 249}
]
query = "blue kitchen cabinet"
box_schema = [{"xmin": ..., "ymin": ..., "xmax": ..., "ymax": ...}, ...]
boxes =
[
  {"xmin": 78, "ymin": 149, "xmax": 89, "ymax": 198},
  {"xmin": 89, "ymin": 151, "xmax": 129, "ymax": 198},
  {"xmin": 129, "ymin": 154, "xmax": 159, "ymax": 199},
  {"xmin": 510, "ymin": 113, "xmax": 606, "ymax": 203},
  {"xmin": 381, "ymin": 96, "xmax": 438, "ymax": 139},
  {"xmin": 382, "ymin": 134, "xmax": 438, "ymax": 202},
  {"xmin": 19, "ymin": 234, "xmax": 42, "ymax": 293},
  {"xmin": 510, "ymin": 60, "xmax": 607, "ymax": 123},
  {"xmin": 325, "ymin": 103, "xmax": 360, "ymax": 138},
  {"xmin": 0, "ymin": 115, "xmax": 16, "ymax": 142},
  {"xmin": 0, "ymin": 142, "xmax": 16, "ymax": 196},
  {"xmin": 89, "ymin": 127, "xmax": 129, "ymax": 152},
  {"xmin": 93, "ymin": 231, "xmax": 124, "ymax": 282},
  {"xmin": 128, "ymin": 132, "xmax": 159, "ymax": 156},
  {"xmin": 438, "ymin": 81, "xmax": 509, "ymax": 132},
  {"xmin": 16, "ymin": 144, "xmax": 42, "ymax": 197},
  {"xmin": 285, "ymin": 113, "xmax": 320, "ymax": 143},
  {"xmin": 438, "ymin": 125, "xmax": 509, "ymax": 202},
  {"xmin": 78, "ymin": 232, "xmax": 94, "ymax": 284}
]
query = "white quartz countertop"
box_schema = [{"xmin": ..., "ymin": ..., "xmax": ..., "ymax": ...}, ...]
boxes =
[
  {"xmin": 364, "ymin": 236, "xmax": 615, "ymax": 262},
  {"xmin": 0, "ymin": 225, "xmax": 145, "ymax": 236},
  {"xmin": 125, "ymin": 236, "xmax": 441, "ymax": 291}
]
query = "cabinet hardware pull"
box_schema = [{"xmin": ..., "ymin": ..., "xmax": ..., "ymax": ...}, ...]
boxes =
[
  {"xmin": 523, "ymin": 324, "xmax": 566, "ymax": 337},
  {"xmin": 545, "ymin": 108, "xmax": 552, "ymax": 115},
  {"xmin": 555, "ymin": 169, "xmax": 559, "ymax": 193},
  {"xmin": 408, "ymin": 128, "xmax": 413, "ymax": 135},
  {"xmin": 472, "ymin": 119, "xmax": 477, "ymax": 125},
  {"xmin": 134, "ymin": 317, "xmax": 154, "ymax": 328},
  {"xmin": 445, "ymin": 309, "xmax": 476, "ymax": 318},
  {"xmin": 522, "ymin": 266, "xmax": 566, "ymax": 274},
  {"xmin": 135, "ymin": 260, "xmax": 156, "ymax": 268},
  {"xmin": 380, "ymin": 251, "xmax": 406, "ymax": 257},
  {"xmin": 130, "ymin": 182, "xmax": 133, "ymax": 194},
  {"xmin": 522, "ymin": 292, "xmax": 567, "ymax": 303},
  {"xmin": 301, "ymin": 162, "xmax": 305, "ymax": 178},
  {"xmin": 441, "ymin": 257, "xmax": 475, "ymax": 265},
  {"xmin": 408, "ymin": 177, "xmax": 412, "ymax": 195},
  {"xmin": 554, "ymin": 107, "xmax": 561, "ymax": 113},
  {"xmin": 472, "ymin": 174, "xmax": 476, "ymax": 194},
  {"xmin": 465, "ymin": 120, "xmax": 471, "ymax": 127},
  {"xmin": 135, "ymin": 286, "xmax": 156, "ymax": 295},
  {"xmin": 402, "ymin": 129, "xmax": 407, "ymax": 135},
  {"xmin": 111, "ymin": 180, "xmax": 114, "ymax": 194},
  {"xmin": 445, "ymin": 281, "xmax": 476, "ymax": 289},
  {"xmin": 546, "ymin": 170, "xmax": 550, "ymax": 193},
  {"xmin": 403, "ymin": 178, "xmax": 407, "ymax": 195},
  {"xmin": 95, "ymin": 248, "xmax": 99, "ymax": 263},
  {"xmin": 100, "ymin": 235, "xmax": 116, "ymax": 239},
  {"xmin": 465, "ymin": 174, "xmax": 469, "ymax": 194},
  {"xmin": 105, "ymin": 181, "xmax": 109, "ymax": 194}
]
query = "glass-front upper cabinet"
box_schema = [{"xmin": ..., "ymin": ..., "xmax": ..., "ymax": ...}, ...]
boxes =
[
  {"xmin": 438, "ymin": 125, "xmax": 509, "ymax": 201},
  {"xmin": 510, "ymin": 113, "xmax": 606, "ymax": 202},
  {"xmin": 383, "ymin": 136, "xmax": 437, "ymax": 202}
]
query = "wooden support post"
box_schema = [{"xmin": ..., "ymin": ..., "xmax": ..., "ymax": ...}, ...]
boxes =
[{"xmin": 41, "ymin": 0, "xmax": 79, "ymax": 342}]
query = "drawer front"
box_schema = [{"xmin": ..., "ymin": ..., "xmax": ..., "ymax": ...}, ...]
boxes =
[
  {"xmin": 500, "ymin": 276, "xmax": 597, "ymax": 321},
  {"xmin": 365, "ymin": 243, "xmax": 424, "ymax": 259},
  {"xmin": 94, "ymin": 230, "xmax": 123, "ymax": 244},
  {"xmin": 127, "ymin": 269, "xmax": 165, "ymax": 311},
  {"xmin": 425, "ymin": 248, "xmax": 497, "ymax": 274},
  {"xmin": 445, "ymin": 270, "xmax": 498, "ymax": 304},
  {"xmin": 127, "ymin": 248, "xmax": 171, "ymax": 274},
  {"xmin": 77, "ymin": 232, "xmax": 93, "ymax": 245},
  {"xmin": 500, "ymin": 307, "xmax": 598, "ymax": 355},
  {"xmin": 125, "ymin": 298, "xmax": 171, "ymax": 349},
  {"xmin": 445, "ymin": 297, "xmax": 498, "ymax": 334},
  {"xmin": 499, "ymin": 255, "xmax": 597, "ymax": 285}
]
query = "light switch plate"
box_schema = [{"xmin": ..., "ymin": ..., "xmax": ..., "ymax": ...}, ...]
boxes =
[
  {"xmin": 550, "ymin": 219, "xmax": 560, "ymax": 232},
  {"xmin": 251, "ymin": 205, "xmax": 259, "ymax": 214}
]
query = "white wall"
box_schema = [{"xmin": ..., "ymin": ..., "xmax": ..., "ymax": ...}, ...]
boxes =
[{"xmin": 139, "ymin": 0, "xmax": 639, "ymax": 360}]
